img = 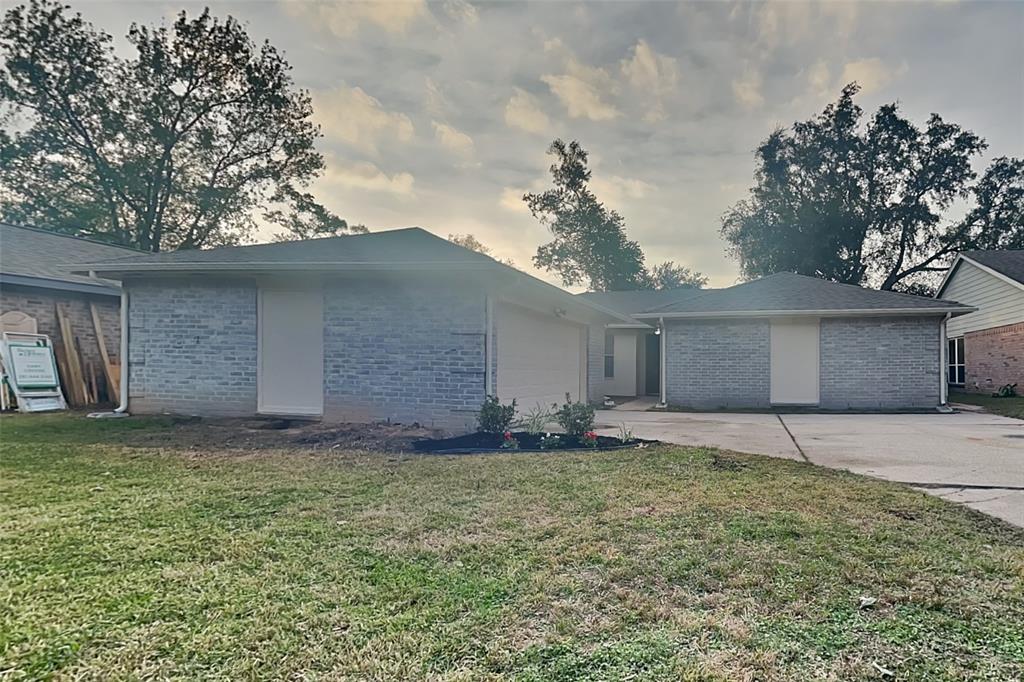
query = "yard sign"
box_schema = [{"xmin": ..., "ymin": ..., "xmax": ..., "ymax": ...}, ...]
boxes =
[{"xmin": 0, "ymin": 332, "xmax": 67, "ymax": 412}]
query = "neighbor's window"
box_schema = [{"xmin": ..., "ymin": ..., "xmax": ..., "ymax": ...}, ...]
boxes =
[
  {"xmin": 604, "ymin": 333, "xmax": 615, "ymax": 378},
  {"xmin": 948, "ymin": 337, "xmax": 965, "ymax": 385}
]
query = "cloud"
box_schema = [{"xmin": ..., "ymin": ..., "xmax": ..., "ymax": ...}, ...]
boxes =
[
  {"xmin": 839, "ymin": 58, "xmax": 906, "ymax": 94},
  {"xmin": 591, "ymin": 175, "xmax": 655, "ymax": 203},
  {"xmin": 620, "ymin": 40, "xmax": 679, "ymax": 122},
  {"xmin": 541, "ymin": 56, "xmax": 620, "ymax": 121},
  {"xmin": 312, "ymin": 86, "xmax": 414, "ymax": 154},
  {"xmin": 432, "ymin": 121, "xmax": 475, "ymax": 156},
  {"xmin": 283, "ymin": 0, "xmax": 428, "ymax": 37},
  {"xmin": 807, "ymin": 59, "xmax": 831, "ymax": 96},
  {"xmin": 499, "ymin": 187, "xmax": 529, "ymax": 213},
  {"xmin": 732, "ymin": 66, "xmax": 764, "ymax": 110},
  {"xmin": 441, "ymin": 0, "xmax": 478, "ymax": 25},
  {"xmin": 320, "ymin": 159, "xmax": 415, "ymax": 195},
  {"xmin": 504, "ymin": 88, "xmax": 551, "ymax": 134}
]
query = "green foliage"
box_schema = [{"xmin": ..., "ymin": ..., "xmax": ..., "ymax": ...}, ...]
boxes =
[
  {"xmin": 555, "ymin": 393, "xmax": 595, "ymax": 437},
  {"xmin": 477, "ymin": 395, "xmax": 516, "ymax": 433},
  {"xmin": 640, "ymin": 261, "xmax": 708, "ymax": 290},
  {"xmin": 0, "ymin": 0, "xmax": 351, "ymax": 251},
  {"xmin": 994, "ymin": 383, "xmax": 1018, "ymax": 398},
  {"xmin": 518, "ymin": 403, "xmax": 556, "ymax": 435},
  {"xmin": 538, "ymin": 433, "xmax": 562, "ymax": 449},
  {"xmin": 616, "ymin": 423, "xmax": 635, "ymax": 443},
  {"xmin": 721, "ymin": 83, "xmax": 1024, "ymax": 292}
]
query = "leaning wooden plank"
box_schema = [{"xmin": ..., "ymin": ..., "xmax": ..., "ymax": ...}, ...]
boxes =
[
  {"xmin": 89, "ymin": 303, "xmax": 119, "ymax": 398},
  {"xmin": 55, "ymin": 304, "xmax": 86, "ymax": 405}
]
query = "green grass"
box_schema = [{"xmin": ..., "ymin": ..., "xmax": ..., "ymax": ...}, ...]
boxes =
[
  {"xmin": 950, "ymin": 390, "xmax": 1024, "ymax": 419},
  {"xmin": 2, "ymin": 413, "xmax": 1023, "ymax": 680}
]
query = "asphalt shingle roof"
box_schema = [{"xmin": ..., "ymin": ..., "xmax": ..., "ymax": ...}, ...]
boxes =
[
  {"xmin": 962, "ymin": 250, "xmax": 1024, "ymax": 286},
  {"xmin": 576, "ymin": 272, "xmax": 970, "ymax": 318},
  {"xmin": 77, "ymin": 227, "xmax": 497, "ymax": 270},
  {"xmin": 0, "ymin": 223, "xmax": 138, "ymax": 291}
]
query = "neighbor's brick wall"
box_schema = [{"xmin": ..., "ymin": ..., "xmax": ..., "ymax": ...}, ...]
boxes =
[
  {"xmin": 819, "ymin": 316, "xmax": 941, "ymax": 409},
  {"xmin": 323, "ymin": 279, "xmax": 487, "ymax": 430},
  {"xmin": 664, "ymin": 318, "xmax": 771, "ymax": 409},
  {"xmin": 127, "ymin": 279, "xmax": 258, "ymax": 417},
  {"xmin": 0, "ymin": 284, "xmax": 120, "ymax": 401},
  {"xmin": 964, "ymin": 322, "xmax": 1024, "ymax": 392}
]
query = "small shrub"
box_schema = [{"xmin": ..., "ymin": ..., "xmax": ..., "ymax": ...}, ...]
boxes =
[
  {"xmin": 993, "ymin": 383, "xmax": 1018, "ymax": 398},
  {"xmin": 580, "ymin": 431, "xmax": 598, "ymax": 448},
  {"xmin": 539, "ymin": 433, "xmax": 562, "ymax": 450},
  {"xmin": 500, "ymin": 431, "xmax": 519, "ymax": 449},
  {"xmin": 616, "ymin": 423, "xmax": 634, "ymax": 443},
  {"xmin": 555, "ymin": 393, "xmax": 595, "ymax": 436},
  {"xmin": 519, "ymin": 403, "xmax": 556, "ymax": 435},
  {"xmin": 478, "ymin": 395, "xmax": 516, "ymax": 433}
]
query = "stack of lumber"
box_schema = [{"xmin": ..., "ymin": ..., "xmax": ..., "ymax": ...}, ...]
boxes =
[{"xmin": 52, "ymin": 303, "xmax": 119, "ymax": 406}]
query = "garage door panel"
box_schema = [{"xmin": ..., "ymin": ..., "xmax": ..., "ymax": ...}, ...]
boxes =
[{"xmin": 496, "ymin": 303, "xmax": 582, "ymax": 408}]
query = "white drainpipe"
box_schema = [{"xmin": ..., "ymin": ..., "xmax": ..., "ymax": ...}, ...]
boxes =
[
  {"xmin": 658, "ymin": 316, "xmax": 667, "ymax": 408},
  {"xmin": 115, "ymin": 289, "xmax": 129, "ymax": 413}
]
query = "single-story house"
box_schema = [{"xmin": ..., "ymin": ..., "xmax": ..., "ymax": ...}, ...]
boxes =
[
  {"xmin": 1, "ymin": 222, "xmax": 132, "ymax": 403},
  {"xmin": 74, "ymin": 228, "xmax": 974, "ymax": 427},
  {"xmin": 579, "ymin": 272, "xmax": 973, "ymax": 410},
  {"xmin": 936, "ymin": 250, "xmax": 1024, "ymax": 392}
]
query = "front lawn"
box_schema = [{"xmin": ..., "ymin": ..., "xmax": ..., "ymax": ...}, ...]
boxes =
[
  {"xmin": 2, "ymin": 414, "xmax": 1022, "ymax": 680},
  {"xmin": 950, "ymin": 390, "xmax": 1024, "ymax": 420}
]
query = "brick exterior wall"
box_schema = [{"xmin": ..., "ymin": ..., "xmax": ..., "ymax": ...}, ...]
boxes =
[
  {"xmin": 659, "ymin": 315, "xmax": 942, "ymax": 410},
  {"xmin": 127, "ymin": 280, "xmax": 258, "ymax": 417},
  {"xmin": 0, "ymin": 284, "xmax": 121, "ymax": 402},
  {"xmin": 964, "ymin": 322, "xmax": 1024, "ymax": 392},
  {"xmin": 818, "ymin": 316, "xmax": 941, "ymax": 409},
  {"xmin": 322, "ymin": 279, "xmax": 487, "ymax": 430},
  {"xmin": 664, "ymin": 319, "xmax": 771, "ymax": 409}
]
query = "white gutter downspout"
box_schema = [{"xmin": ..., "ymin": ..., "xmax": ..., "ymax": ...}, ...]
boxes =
[
  {"xmin": 115, "ymin": 288, "xmax": 129, "ymax": 412},
  {"xmin": 657, "ymin": 316, "xmax": 667, "ymax": 408},
  {"xmin": 484, "ymin": 295, "xmax": 494, "ymax": 397}
]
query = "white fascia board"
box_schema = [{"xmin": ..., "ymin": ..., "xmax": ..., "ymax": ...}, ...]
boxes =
[{"xmin": 633, "ymin": 307, "xmax": 976, "ymax": 320}]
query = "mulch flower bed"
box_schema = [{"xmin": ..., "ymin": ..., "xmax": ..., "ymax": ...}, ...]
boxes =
[{"xmin": 412, "ymin": 430, "xmax": 650, "ymax": 454}]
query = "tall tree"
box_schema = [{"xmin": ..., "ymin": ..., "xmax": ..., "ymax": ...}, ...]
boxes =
[
  {"xmin": 526, "ymin": 139, "xmax": 648, "ymax": 291},
  {"xmin": 721, "ymin": 83, "xmax": 1024, "ymax": 291},
  {"xmin": 642, "ymin": 261, "xmax": 708, "ymax": 290},
  {"xmin": 0, "ymin": 0, "xmax": 350, "ymax": 251},
  {"xmin": 447, "ymin": 233, "xmax": 516, "ymax": 267}
]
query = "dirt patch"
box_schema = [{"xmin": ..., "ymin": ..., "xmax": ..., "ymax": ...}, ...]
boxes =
[{"xmin": 122, "ymin": 416, "xmax": 445, "ymax": 453}]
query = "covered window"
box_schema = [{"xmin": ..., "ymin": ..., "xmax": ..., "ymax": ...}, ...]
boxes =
[
  {"xmin": 947, "ymin": 337, "xmax": 965, "ymax": 385},
  {"xmin": 604, "ymin": 333, "xmax": 614, "ymax": 378}
]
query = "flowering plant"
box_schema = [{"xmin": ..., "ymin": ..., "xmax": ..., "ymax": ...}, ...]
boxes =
[
  {"xmin": 580, "ymin": 431, "xmax": 599, "ymax": 448},
  {"xmin": 500, "ymin": 431, "xmax": 520, "ymax": 449},
  {"xmin": 539, "ymin": 433, "xmax": 562, "ymax": 450}
]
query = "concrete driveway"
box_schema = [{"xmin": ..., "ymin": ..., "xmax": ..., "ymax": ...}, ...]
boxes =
[{"xmin": 594, "ymin": 410, "xmax": 1024, "ymax": 527}]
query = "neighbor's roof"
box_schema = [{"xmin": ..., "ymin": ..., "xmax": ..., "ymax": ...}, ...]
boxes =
[
  {"xmin": 72, "ymin": 227, "xmax": 640, "ymax": 326},
  {"xmin": 588, "ymin": 273, "xmax": 972, "ymax": 319},
  {"xmin": 0, "ymin": 222, "xmax": 138, "ymax": 296},
  {"xmin": 936, "ymin": 250, "xmax": 1024, "ymax": 297},
  {"xmin": 576, "ymin": 287, "xmax": 704, "ymax": 316}
]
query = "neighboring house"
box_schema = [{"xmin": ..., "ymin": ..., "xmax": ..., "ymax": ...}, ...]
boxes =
[
  {"xmin": 936, "ymin": 251, "xmax": 1024, "ymax": 393},
  {"xmin": 0, "ymin": 223, "xmax": 133, "ymax": 396},
  {"xmin": 74, "ymin": 228, "xmax": 633, "ymax": 428},
  {"xmin": 75, "ymin": 228, "xmax": 973, "ymax": 427},
  {"xmin": 580, "ymin": 273, "xmax": 972, "ymax": 410}
]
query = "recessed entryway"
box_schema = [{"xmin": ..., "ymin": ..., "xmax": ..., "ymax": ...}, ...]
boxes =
[{"xmin": 258, "ymin": 287, "xmax": 323, "ymax": 417}]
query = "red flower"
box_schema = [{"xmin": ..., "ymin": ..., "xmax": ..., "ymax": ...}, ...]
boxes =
[{"xmin": 503, "ymin": 431, "xmax": 513, "ymax": 440}]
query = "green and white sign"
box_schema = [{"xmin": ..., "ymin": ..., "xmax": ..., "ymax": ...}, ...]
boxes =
[{"xmin": 8, "ymin": 342, "xmax": 59, "ymax": 389}]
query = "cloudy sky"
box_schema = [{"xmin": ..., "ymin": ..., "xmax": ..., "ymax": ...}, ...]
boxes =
[{"xmin": 83, "ymin": 0, "xmax": 1023, "ymax": 288}]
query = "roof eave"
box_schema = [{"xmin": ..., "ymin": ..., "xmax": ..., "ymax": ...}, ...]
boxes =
[
  {"xmin": 69, "ymin": 261, "xmax": 501, "ymax": 278},
  {"xmin": 632, "ymin": 306, "xmax": 977, "ymax": 320},
  {"xmin": 0, "ymin": 272, "xmax": 120, "ymax": 296}
]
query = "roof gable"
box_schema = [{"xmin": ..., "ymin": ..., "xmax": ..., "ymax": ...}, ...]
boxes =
[{"xmin": 937, "ymin": 251, "xmax": 1024, "ymax": 297}]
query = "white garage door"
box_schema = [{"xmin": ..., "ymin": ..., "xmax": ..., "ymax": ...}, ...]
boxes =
[{"xmin": 496, "ymin": 302, "xmax": 583, "ymax": 409}]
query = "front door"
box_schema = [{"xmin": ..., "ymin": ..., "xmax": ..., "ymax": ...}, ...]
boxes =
[
  {"xmin": 644, "ymin": 333, "xmax": 660, "ymax": 396},
  {"xmin": 770, "ymin": 318, "xmax": 820, "ymax": 405},
  {"xmin": 258, "ymin": 287, "xmax": 323, "ymax": 416}
]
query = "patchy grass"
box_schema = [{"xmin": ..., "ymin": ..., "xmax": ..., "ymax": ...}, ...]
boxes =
[
  {"xmin": 1, "ymin": 413, "xmax": 1022, "ymax": 680},
  {"xmin": 950, "ymin": 390, "xmax": 1024, "ymax": 420}
]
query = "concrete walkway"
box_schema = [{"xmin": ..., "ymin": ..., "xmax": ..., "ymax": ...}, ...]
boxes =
[{"xmin": 594, "ymin": 409, "xmax": 1024, "ymax": 527}]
